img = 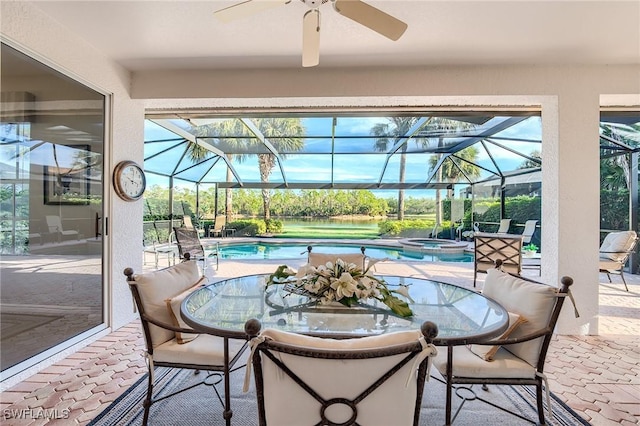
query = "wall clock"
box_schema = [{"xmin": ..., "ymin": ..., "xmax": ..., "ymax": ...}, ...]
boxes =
[{"xmin": 113, "ymin": 160, "xmax": 146, "ymax": 201}]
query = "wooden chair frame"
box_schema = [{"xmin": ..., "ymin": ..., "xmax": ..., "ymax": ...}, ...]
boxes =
[
  {"xmin": 473, "ymin": 234, "xmax": 523, "ymax": 287},
  {"xmin": 245, "ymin": 319, "xmax": 438, "ymax": 426}
]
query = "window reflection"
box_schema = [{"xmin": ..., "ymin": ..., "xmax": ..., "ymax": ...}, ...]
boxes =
[{"xmin": 0, "ymin": 43, "xmax": 105, "ymax": 374}]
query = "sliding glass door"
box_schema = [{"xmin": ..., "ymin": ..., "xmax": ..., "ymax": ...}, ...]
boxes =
[{"xmin": 0, "ymin": 43, "xmax": 106, "ymax": 377}]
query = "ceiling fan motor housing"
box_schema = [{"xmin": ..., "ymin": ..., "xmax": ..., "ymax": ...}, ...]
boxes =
[{"xmin": 301, "ymin": 0, "xmax": 330, "ymax": 9}]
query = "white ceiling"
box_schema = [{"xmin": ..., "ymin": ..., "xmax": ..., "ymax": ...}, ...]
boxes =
[{"xmin": 31, "ymin": 1, "xmax": 640, "ymax": 71}]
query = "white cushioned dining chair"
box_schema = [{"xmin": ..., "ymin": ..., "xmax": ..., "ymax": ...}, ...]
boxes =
[
  {"xmin": 243, "ymin": 318, "xmax": 439, "ymax": 426},
  {"xmin": 432, "ymin": 265, "xmax": 577, "ymax": 425},
  {"xmin": 598, "ymin": 230, "xmax": 638, "ymax": 291},
  {"xmin": 306, "ymin": 245, "xmax": 367, "ymax": 270},
  {"xmin": 124, "ymin": 261, "xmax": 247, "ymax": 426}
]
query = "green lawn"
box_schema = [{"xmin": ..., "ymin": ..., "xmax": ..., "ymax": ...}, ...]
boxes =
[{"xmin": 279, "ymin": 222, "xmax": 380, "ymax": 239}]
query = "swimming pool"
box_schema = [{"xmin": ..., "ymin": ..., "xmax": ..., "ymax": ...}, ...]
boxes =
[{"xmin": 214, "ymin": 242, "xmax": 473, "ymax": 262}]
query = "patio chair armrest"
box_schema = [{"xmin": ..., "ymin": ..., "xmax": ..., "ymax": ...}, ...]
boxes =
[
  {"xmin": 469, "ymin": 327, "xmax": 551, "ymax": 347},
  {"xmin": 141, "ymin": 313, "xmax": 199, "ymax": 335}
]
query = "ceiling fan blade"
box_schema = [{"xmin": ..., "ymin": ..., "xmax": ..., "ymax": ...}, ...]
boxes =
[
  {"xmin": 333, "ymin": 0, "xmax": 407, "ymax": 41},
  {"xmin": 214, "ymin": 0, "xmax": 289, "ymax": 23},
  {"xmin": 302, "ymin": 9, "xmax": 320, "ymax": 67}
]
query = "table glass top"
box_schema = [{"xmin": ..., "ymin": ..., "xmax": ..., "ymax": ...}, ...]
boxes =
[{"xmin": 181, "ymin": 274, "xmax": 508, "ymax": 344}]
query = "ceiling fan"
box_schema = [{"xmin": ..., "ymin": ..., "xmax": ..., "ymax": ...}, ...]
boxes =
[{"xmin": 214, "ymin": 0, "xmax": 408, "ymax": 67}]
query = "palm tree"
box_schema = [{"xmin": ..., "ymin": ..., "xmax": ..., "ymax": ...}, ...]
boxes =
[
  {"xmin": 517, "ymin": 149, "xmax": 542, "ymax": 170},
  {"xmin": 251, "ymin": 118, "xmax": 305, "ymax": 220},
  {"xmin": 424, "ymin": 119, "xmax": 479, "ymax": 227},
  {"xmin": 188, "ymin": 119, "xmax": 252, "ymax": 221},
  {"xmin": 371, "ymin": 117, "xmax": 426, "ymax": 220},
  {"xmin": 187, "ymin": 118, "xmax": 305, "ymax": 222}
]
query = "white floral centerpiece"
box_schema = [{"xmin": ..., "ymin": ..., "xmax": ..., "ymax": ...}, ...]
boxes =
[{"xmin": 267, "ymin": 258, "xmax": 413, "ymax": 318}]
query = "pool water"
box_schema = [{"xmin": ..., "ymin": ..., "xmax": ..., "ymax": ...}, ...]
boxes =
[{"xmin": 215, "ymin": 243, "xmax": 473, "ymax": 262}]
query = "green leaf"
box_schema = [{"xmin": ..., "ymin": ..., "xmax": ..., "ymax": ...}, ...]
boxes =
[{"xmin": 383, "ymin": 295, "xmax": 413, "ymax": 318}]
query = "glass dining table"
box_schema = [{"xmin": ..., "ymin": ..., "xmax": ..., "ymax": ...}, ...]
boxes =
[{"xmin": 181, "ymin": 274, "xmax": 508, "ymax": 345}]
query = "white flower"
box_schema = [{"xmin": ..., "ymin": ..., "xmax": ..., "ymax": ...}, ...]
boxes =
[
  {"xmin": 296, "ymin": 264, "xmax": 315, "ymax": 278},
  {"xmin": 267, "ymin": 258, "xmax": 414, "ymax": 317},
  {"xmin": 330, "ymin": 272, "xmax": 358, "ymax": 300},
  {"xmin": 394, "ymin": 284, "xmax": 415, "ymax": 303}
]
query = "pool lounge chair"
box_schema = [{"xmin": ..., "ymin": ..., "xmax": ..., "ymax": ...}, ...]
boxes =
[
  {"xmin": 496, "ymin": 219, "xmax": 511, "ymax": 234},
  {"xmin": 599, "ymin": 230, "xmax": 638, "ymax": 291},
  {"xmin": 521, "ymin": 220, "xmax": 538, "ymax": 244},
  {"xmin": 208, "ymin": 215, "xmax": 226, "ymax": 238},
  {"xmin": 45, "ymin": 215, "xmax": 81, "ymax": 242}
]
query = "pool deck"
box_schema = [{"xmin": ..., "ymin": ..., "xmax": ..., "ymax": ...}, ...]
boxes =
[{"xmin": 1, "ymin": 238, "xmax": 638, "ymax": 425}]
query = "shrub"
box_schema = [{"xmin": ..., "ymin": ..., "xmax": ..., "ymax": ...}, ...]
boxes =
[
  {"xmin": 265, "ymin": 218, "xmax": 283, "ymax": 233},
  {"xmin": 228, "ymin": 219, "xmax": 266, "ymax": 236}
]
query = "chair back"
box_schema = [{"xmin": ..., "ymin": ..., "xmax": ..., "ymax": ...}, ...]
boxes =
[
  {"xmin": 481, "ymin": 267, "xmax": 574, "ymax": 368},
  {"xmin": 474, "ymin": 233, "xmax": 523, "ymax": 280},
  {"xmin": 496, "ymin": 218, "xmax": 511, "ymax": 234},
  {"xmin": 45, "ymin": 215, "xmax": 62, "ymax": 233},
  {"xmin": 307, "ymin": 246, "xmax": 367, "ymax": 270},
  {"xmin": 124, "ymin": 261, "xmax": 203, "ymax": 350},
  {"xmin": 182, "ymin": 215, "xmax": 195, "ymax": 229},
  {"xmin": 599, "ymin": 230, "xmax": 638, "ymax": 262},
  {"xmin": 173, "ymin": 227, "xmax": 205, "ymax": 259},
  {"xmin": 245, "ymin": 319, "xmax": 438, "ymax": 426},
  {"xmin": 213, "ymin": 215, "xmax": 226, "ymax": 231},
  {"xmin": 521, "ymin": 220, "xmax": 538, "ymax": 244}
]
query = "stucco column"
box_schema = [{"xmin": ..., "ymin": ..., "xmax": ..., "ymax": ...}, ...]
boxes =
[{"xmin": 542, "ymin": 91, "xmax": 600, "ymax": 335}]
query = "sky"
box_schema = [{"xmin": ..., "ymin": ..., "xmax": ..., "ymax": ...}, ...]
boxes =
[{"xmin": 143, "ymin": 114, "xmax": 542, "ymax": 199}]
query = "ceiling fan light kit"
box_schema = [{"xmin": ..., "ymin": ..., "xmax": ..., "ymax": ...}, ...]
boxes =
[{"xmin": 214, "ymin": 0, "xmax": 408, "ymax": 67}]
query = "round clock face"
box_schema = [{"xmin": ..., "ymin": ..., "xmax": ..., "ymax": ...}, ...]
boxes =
[{"xmin": 114, "ymin": 161, "xmax": 146, "ymax": 201}]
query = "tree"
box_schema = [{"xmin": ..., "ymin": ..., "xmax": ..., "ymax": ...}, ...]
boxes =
[
  {"xmin": 371, "ymin": 118, "xmax": 428, "ymax": 220},
  {"xmin": 187, "ymin": 119, "xmax": 254, "ymax": 221},
  {"xmin": 518, "ymin": 150, "xmax": 542, "ymax": 169},
  {"xmin": 428, "ymin": 146, "xmax": 481, "ymax": 224},
  {"xmin": 252, "ymin": 118, "xmax": 305, "ymax": 220},
  {"xmin": 186, "ymin": 118, "xmax": 305, "ymax": 221},
  {"xmin": 418, "ymin": 119, "xmax": 479, "ymax": 227}
]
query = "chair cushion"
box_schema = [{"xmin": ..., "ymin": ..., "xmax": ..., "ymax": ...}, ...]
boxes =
[
  {"xmin": 261, "ymin": 327, "xmax": 421, "ymax": 349},
  {"xmin": 258, "ymin": 329, "xmax": 426, "ymax": 426},
  {"xmin": 433, "ymin": 345, "xmax": 537, "ymax": 379},
  {"xmin": 308, "ymin": 252, "xmax": 366, "ymax": 269},
  {"xmin": 165, "ymin": 277, "xmax": 206, "ymax": 344},
  {"xmin": 133, "ymin": 261, "xmax": 201, "ymax": 346},
  {"xmin": 599, "ymin": 231, "xmax": 636, "ymax": 262},
  {"xmin": 154, "ymin": 334, "xmax": 245, "ymax": 366},
  {"xmin": 468, "ymin": 312, "xmax": 526, "ymax": 361},
  {"xmin": 599, "ymin": 259, "xmax": 624, "ymax": 272},
  {"xmin": 481, "ymin": 268, "xmax": 556, "ymax": 366}
]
